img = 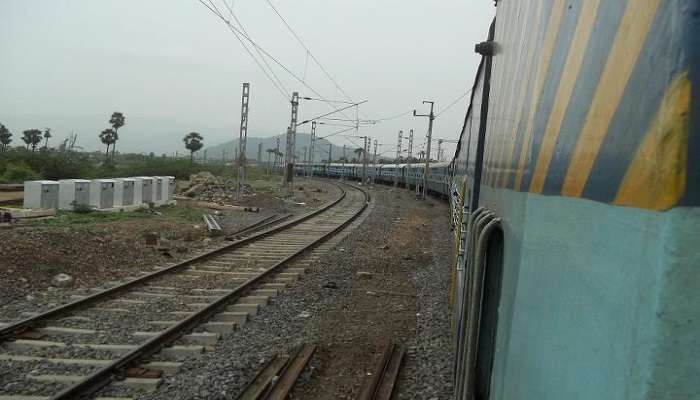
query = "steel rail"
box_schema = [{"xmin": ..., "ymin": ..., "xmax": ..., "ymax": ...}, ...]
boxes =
[
  {"xmin": 225, "ymin": 213, "xmax": 292, "ymax": 240},
  {"xmin": 357, "ymin": 341, "xmax": 405, "ymax": 400},
  {"xmin": 49, "ymin": 182, "xmax": 369, "ymax": 399},
  {"xmin": 0, "ymin": 184, "xmax": 347, "ymax": 342},
  {"xmin": 235, "ymin": 343, "xmax": 316, "ymax": 400}
]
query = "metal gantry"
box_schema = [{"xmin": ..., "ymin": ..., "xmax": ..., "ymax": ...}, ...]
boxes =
[
  {"xmin": 308, "ymin": 121, "xmax": 316, "ymax": 177},
  {"xmin": 414, "ymin": 101, "xmax": 435, "ymax": 199},
  {"xmin": 394, "ymin": 130, "xmax": 403, "ymax": 187},
  {"xmin": 237, "ymin": 83, "xmax": 250, "ymax": 197},
  {"xmin": 284, "ymin": 92, "xmax": 300, "ymax": 187}
]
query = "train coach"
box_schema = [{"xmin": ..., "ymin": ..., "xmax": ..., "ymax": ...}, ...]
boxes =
[
  {"xmin": 296, "ymin": 161, "xmax": 452, "ymax": 197},
  {"xmin": 449, "ymin": 1, "xmax": 699, "ymax": 400}
]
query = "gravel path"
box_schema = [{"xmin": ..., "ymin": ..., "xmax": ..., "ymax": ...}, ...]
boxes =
[{"xmin": 95, "ymin": 184, "xmax": 455, "ymax": 400}]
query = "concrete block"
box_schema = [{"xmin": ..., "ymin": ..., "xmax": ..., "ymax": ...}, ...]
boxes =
[
  {"xmin": 250, "ymin": 289, "xmax": 278, "ymax": 297},
  {"xmin": 23, "ymin": 181, "xmax": 59, "ymax": 209},
  {"xmin": 202, "ymin": 322, "xmax": 236, "ymax": 334},
  {"xmin": 237, "ymin": 296, "xmax": 269, "ymax": 306},
  {"xmin": 226, "ymin": 303, "xmax": 259, "ymax": 315},
  {"xmin": 113, "ymin": 178, "xmax": 135, "ymax": 207},
  {"xmin": 212, "ymin": 312, "xmax": 248, "ymax": 324},
  {"xmin": 58, "ymin": 179, "xmax": 90, "ymax": 210},
  {"xmin": 88, "ymin": 179, "xmax": 115, "ymax": 210}
]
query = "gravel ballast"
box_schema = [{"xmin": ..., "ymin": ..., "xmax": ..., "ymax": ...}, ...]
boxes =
[{"xmin": 97, "ymin": 184, "xmax": 455, "ymax": 400}]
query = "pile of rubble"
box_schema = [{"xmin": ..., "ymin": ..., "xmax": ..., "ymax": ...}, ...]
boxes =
[{"xmin": 181, "ymin": 172, "xmax": 254, "ymax": 203}]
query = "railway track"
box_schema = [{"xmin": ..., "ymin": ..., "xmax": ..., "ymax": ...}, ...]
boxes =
[
  {"xmin": 235, "ymin": 344, "xmax": 316, "ymax": 400},
  {"xmin": 357, "ymin": 342, "xmax": 405, "ymax": 400},
  {"xmin": 0, "ymin": 181, "xmax": 369, "ymax": 400}
]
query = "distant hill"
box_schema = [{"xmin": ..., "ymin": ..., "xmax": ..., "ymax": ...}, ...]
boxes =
[{"xmin": 204, "ymin": 133, "xmax": 362, "ymax": 162}]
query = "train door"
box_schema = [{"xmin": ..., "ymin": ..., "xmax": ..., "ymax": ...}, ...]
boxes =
[{"xmin": 474, "ymin": 229, "xmax": 504, "ymax": 399}]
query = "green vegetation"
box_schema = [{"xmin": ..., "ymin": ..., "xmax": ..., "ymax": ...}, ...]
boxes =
[
  {"xmin": 0, "ymin": 147, "xmax": 243, "ymax": 183},
  {"xmin": 30, "ymin": 209, "xmax": 156, "ymax": 227},
  {"xmin": 0, "ymin": 162, "xmax": 42, "ymax": 183},
  {"xmin": 183, "ymin": 132, "xmax": 204, "ymax": 162}
]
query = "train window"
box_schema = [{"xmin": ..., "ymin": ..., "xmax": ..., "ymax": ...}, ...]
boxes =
[{"xmin": 474, "ymin": 228, "xmax": 504, "ymax": 400}]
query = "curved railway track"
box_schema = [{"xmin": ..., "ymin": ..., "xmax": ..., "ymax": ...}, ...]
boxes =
[{"xmin": 0, "ymin": 181, "xmax": 370, "ymax": 400}]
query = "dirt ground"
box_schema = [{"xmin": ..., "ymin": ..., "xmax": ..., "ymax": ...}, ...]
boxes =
[
  {"xmin": 0, "ymin": 178, "xmax": 339, "ymax": 322},
  {"xmin": 288, "ymin": 185, "xmax": 454, "ymax": 399},
  {"xmin": 140, "ymin": 183, "xmax": 455, "ymax": 400}
]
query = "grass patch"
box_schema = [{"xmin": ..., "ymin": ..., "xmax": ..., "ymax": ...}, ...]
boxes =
[
  {"xmin": 158, "ymin": 205, "xmax": 205, "ymax": 223},
  {"xmin": 31, "ymin": 209, "xmax": 157, "ymax": 227}
]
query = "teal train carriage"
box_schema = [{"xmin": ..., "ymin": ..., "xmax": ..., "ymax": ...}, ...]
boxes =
[{"xmin": 450, "ymin": 1, "xmax": 699, "ymax": 399}]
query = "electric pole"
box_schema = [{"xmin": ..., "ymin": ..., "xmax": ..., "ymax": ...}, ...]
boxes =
[
  {"xmin": 362, "ymin": 136, "xmax": 369, "ymax": 184},
  {"xmin": 342, "ymin": 144, "xmax": 346, "ymax": 180},
  {"xmin": 372, "ymin": 139, "xmax": 378, "ymax": 184},
  {"xmin": 309, "ymin": 121, "xmax": 316, "ymax": 177},
  {"xmin": 328, "ymin": 143, "xmax": 332, "ymax": 168},
  {"xmin": 283, "ymin": 92, "xmax": 299, "ymax": 187},
  {"xmin": 257, "ymin": 142, "xmax": 262, "ymax": 165},
  {"xmin": 275, "ymin": 137, "xmax": 281, "ymax": 171},
  {"xmin": 437, "ymin": 139, "xmax": 444, "ymax": 162},
  {"xmin": 237, "ymin": 83, "xmax": 250, "ymax": 197},
  {"xmin": 395, "ymin": 130, "xmax": 403, "ymax": 187},
  {"xmin": 414, "ymin": 101, "xmax": 435, "ymax": 198},
  {"xmin": 303, "ymin": 146, "xmax": 308, "ymax": 178},
  {"xmin": 407, "ymin": 129, "xmax": 414, "ymax": 167}
]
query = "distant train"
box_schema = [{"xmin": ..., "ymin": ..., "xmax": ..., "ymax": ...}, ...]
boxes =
[{"xmin": 294, "ymin": 161, "xmax": 453, "ymax": 196}]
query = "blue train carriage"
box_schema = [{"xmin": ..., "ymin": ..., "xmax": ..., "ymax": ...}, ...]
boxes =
[
  {"xmin": 426, "ymin": 161, "xmax": 452, "ymax": 196},
  {"xmin": 451, "ymin": 1, "xmax": 698, "ymax": 399}
]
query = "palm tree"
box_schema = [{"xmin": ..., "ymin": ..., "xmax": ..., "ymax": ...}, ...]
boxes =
[
  {"xmin": 354, "ymin": 147, "xmax": 365, "ymax": 160},
  {"xmin": 183, "ymin": 132, "xmax": 204, "ymax": 162},
  {"xmin": 109, "ymin": 112, "xmax": 125, "ymax": 157},
  {"xmin": 0, "ymin": 124, "xmax": 11, "ymax": 151},
  {"xmin": 99, "ymin": 128, "xmax": 116, "ymax": 159},
  {"xmin": 43, "ymin": 127, "xmax": 52, "ymax": 149},
  {"xmin": 22, "ymin": 129, "xmax": 43, "ymax": 152}
]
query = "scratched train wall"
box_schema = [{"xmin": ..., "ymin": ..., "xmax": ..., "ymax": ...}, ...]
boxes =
[
  {"xmin": 451, "ymin": 1, "xmax": 699, "ymax": 399},
  {"xmin": 480, "ymin": 0, "xmax": 698, "ymax": 211}
]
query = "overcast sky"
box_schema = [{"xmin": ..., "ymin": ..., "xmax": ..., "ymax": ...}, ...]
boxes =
[{"xmin": 0, "ymin": 1, "xmax": 494, "ymax": 158}]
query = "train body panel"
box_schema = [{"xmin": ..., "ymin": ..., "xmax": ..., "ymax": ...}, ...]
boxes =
[{"xmin": 451, "ymin": 1, "xmax": 699, "ymax": 399}]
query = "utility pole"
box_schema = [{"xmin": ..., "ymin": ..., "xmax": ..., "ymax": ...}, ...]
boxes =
[
  {"xmin": 275, "ymin": 137, "xmax": 281, "ymax": 171},
  {"xmin": 328, "ymin": 143, "xmax": 332, "ymax": 168},
  {"xmin": 407, "ymin": 129, "xmax": 414, "ymax": 167},
  {"xmin": 309, "ymin": 121, "xmax": 316, "ymax": 177},
  {"xmin": 283, "ymin": 92, "xmax": 299, "ymax": 187},
  {"xmin": 363, "ymin": 136, "xmax": 370, "ymax": 184},
  {"xmin": 303, "ymin": 146, "xmax": 308, "ymax": 178},
  {"xmin": 341, "ymin": 145, "xmax": 346, "ymax": 180},
  {"xmin": 395, "ymin": 130, "xmax": 403, "ymax": 187},
  {"xmin": 257, "ymin": 142, "xmax": 263, "ymax": 165},
  {"xmin": 437, "ymin": 139, "xmax": 444, "ymax": 162},
  {"xmin": 372, "ymin": 139, "xmax": 378, "ymax": 184},
  {"xmin": 414, "ymin": 101, "xmax": 435, "ymax": 199},
  {"xmin": 237, "ymin": 83, "xmax": 250, "ymax": 197}
]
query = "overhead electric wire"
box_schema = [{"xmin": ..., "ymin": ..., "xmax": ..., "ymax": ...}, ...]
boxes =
[
  {"xmin": 219, "ymin": 0, "xmax": 290, "ymax": 98},
  {"xmin": 373, "ymin": 110, "xmax": 413, "ymax": 121},
  {"xmin": 265, "ymin": 0, "xmax": 355, "ymax": 103},
  {"xmin": 436, "ymin": 89, "xmax": 473, "ymax": 117},
  {"xmin": 316, "ymin": 125, "xmax": 356, "ymax": 140},
  {"xmin": 299, "ymin": 100, "xmax": 368, "ymax": 126},
  {"xmin": 198, "ymin": 0, "xmax": 288, "ymax": 100},
  {"xmin": 196, "ymin": 0, "xmax": 354, "ymax": 118}
]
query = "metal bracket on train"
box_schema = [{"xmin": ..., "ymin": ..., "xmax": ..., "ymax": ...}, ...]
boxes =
[{"xmin": 475, "ymin": 40, "xmax": 496, "ymax": 56}]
